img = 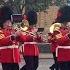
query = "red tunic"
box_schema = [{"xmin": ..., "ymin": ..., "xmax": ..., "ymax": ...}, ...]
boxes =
[
  {"xmin": 55, "ymin": 27, "xmax": 70, "ymax": 62},
  {"xmin": 0, "ymin": 29, "xmax": 20, "ymax": 63},
  {"xmin": 48, "ymin": 32, "xmax": 58, "ymax": 53},
  {"xmin": 19, "ymin": 27, "xmax": 43, "ymax": 56}
]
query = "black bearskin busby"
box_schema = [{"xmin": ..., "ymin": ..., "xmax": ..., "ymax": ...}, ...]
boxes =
[
  {"xmin": 0, "ymin": 6, "xmax": 13, "ymax": 28},
  {"xmin": 55, "ymin": 5, "xmax": 70, "ymax": 23},
  {"xmin": 26, "ymin": 10, "xmax": 37, "ymax": 25}
]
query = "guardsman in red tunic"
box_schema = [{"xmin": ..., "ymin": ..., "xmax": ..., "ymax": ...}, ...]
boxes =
[
  {"xmin": 55, "ymin": 6, "xmax": 70, "ymax": 70},
  {"xmin": 0, "ymin": 6, "xmax": 20, "ymax": 70},
  {"xmin": 48, "ymin": 23, "xmax": 61, "ymax": 70},
  {"xmin": 20, "ymin": 11, "xmax": 43, "ymax": 70}
]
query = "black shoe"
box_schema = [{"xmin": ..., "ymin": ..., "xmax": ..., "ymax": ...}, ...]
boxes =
[
  {"xmin": 49, "ymin": 67, "xmax": 54, "ymax": 70},
  {"xmin": 49, "ymin": 64, "xmax": 55, "ymax": 70}
]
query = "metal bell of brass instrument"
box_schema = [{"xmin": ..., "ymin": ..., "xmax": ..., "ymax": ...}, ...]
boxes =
[
  {"xmin": 50, "ymin": 23, "xmax": 61, "ymax": 33},
  {"xmin": 48, "ymin": 23, "xmax": 62, "ymax": 39}
]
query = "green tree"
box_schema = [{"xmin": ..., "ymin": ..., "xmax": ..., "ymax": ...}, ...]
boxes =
[
  {"xmin": 0, "ymin": 0, "xmax": 25, "ymax": 14},
  {"xmin": 25, "ymin": 0, "xmax": 48, "ymax": 12}
]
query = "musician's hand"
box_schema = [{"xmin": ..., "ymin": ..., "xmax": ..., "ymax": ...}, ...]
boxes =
[
  {"xmin": 55, "ymin": 33, "xmax": 62, "ymax": 39},
  {"xmin": 15, "ymin": 30, "xmax": 22, "ymax": 36},
  {"xmin": 48, "ymin": 33, "xmax": 53, "ymax": 40}
]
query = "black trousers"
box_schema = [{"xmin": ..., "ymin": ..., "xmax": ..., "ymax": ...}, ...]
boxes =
[
  {"xmin": 20, "ymin": 56, "xmax": 39, "ymax": 70},
  {"xmin": 50, "ymin": 52, "xmax": 59, "ymax": 70},
  {"xmin": 59, "ymin": 62, "xmax": 70, "ymax": 70},
  {"xmin": 2, "ymin": 63, "xmax": 19, "ymax": 70}
]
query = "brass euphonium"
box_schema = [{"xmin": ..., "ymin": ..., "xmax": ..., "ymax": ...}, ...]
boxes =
[
  {"xmin": 50, "ymin": 23, "xmax": 61, "ymax": 33},
  {"xmin": 49, "ymin": 23, "xmax": 62, "ymax": 39},
  {"xmin": 20, "ymin": 23, "xmax": 38, "ymax": 36}
]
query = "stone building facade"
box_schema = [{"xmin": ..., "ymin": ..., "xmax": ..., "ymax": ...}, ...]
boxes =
[{"xmin": 37, "ymin": 5, "xmax": 59, "ymax": 41}]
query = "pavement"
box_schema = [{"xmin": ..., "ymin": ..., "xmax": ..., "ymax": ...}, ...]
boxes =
[
  {"xmin": 0, "ymin": 53, "xmax": 54, "ymax": 70},
  {"xmin": 39, "ymin": 53, "xmax": 53, "ymax": 59},
  {"xmin": 19, "ymin": 59, "xmax": 54, "ymax": 70}
]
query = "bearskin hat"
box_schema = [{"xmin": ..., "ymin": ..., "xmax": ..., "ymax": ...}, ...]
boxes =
[
  {"xmin": 0, "ymin": 6, "xmax": 13, "ymax": 28},
  {"xmin": 55, "ymin": 5, "xmax": 70, "ymax": 23},
  {"xmin": 26, "ymin": 10, "xmax": 37, "ymax": 25}
]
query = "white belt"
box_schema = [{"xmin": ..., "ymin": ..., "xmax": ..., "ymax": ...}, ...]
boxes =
[
  {"xmin": 0, "ymin": 45, "xmax": 18, "ymax": 50},
  {"xmin": 24, "ymin": 42, "xmax": 37, "ymax": 44},
  {"xmin": 56, "ymin": 46, "xmax": 70, "ymax": 57}
]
